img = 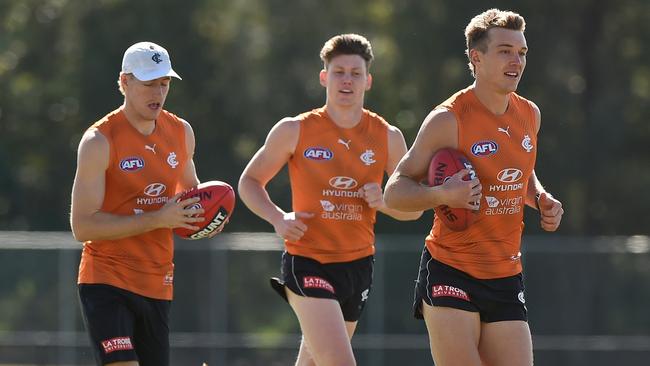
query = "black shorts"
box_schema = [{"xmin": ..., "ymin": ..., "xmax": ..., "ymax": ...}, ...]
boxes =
[
  {"xmin": 78, "ymin": 284, "xmax": 171, "ymax": 366},
  {"xmin": 413, "ymin": 246, "xmax": 527, "ymax": 323},
  {"xmin": 270, "ymin": 252, "xmax": 374, "ymax": 322}
]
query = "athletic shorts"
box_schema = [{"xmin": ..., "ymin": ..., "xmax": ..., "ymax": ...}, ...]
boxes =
[
  {"xmin": 413, "ymin": 246, "xmax": 527, "ymax": 323},
  {"xmin": 78, "ymin": 284, "xmax": 171, "ymax": 366},
  {"xmin": 270, "ymin": 252, "xmax": 374, "ymax": 322}
]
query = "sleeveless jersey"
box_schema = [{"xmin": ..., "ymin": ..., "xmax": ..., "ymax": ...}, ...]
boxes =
[
  {"xmin": 425, "ymin": 87, "xmax": 537, "ymax": 279},
  {"xmin": 287, "ymin": 108, "xmax": 390, "ymax": 263},
  {"xmin": 77, "ymin": 108, "xmax": 188, "ymax": 300}
]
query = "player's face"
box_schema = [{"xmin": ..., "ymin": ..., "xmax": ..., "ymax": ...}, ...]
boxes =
[
  {"xmin": 123, "ymin": 75, "xmax": 171, "ymax": 121},
  {"xmin": 320, "ymin": 54, "xmax": 372, "ymax": 108},
  {"xmin": 475, "ymin": 28, "xmax": 527, "ymax": 93}
]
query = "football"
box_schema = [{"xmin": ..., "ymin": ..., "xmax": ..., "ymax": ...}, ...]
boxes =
[
  {"xmin": 427, "ymin": 148, "xmax": 478, "ymax": 231},
  {"xmin": 173, "ymin": 180, "xmax": 235, "ymax": 240}
]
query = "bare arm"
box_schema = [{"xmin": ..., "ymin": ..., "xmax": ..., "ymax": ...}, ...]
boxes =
[
  {"xmin": 238, "ymin": 118, "xmax": 314, "ymax": 241},
  {"xmin": 362, "ymin": 125, "xmax": 422, "ymax": 220},
  {"xmin": 526, "ymin": 102, "xmax": 563, "ymax": 231},
  {"xmin": 69, "ymin": 129, "xmax": 204, "ymax": 242},
  {"xmin": 383, "ymin": 109, "xmax": 482, "ymax": 211},
  {"xmin": 178, "ymin": 119, "xmax": 201, "ymax": 190}
]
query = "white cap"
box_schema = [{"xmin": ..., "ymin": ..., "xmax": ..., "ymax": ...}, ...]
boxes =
[{"xmin": 121, "ymin": 41, "xmax": 181, "ymax": 81}]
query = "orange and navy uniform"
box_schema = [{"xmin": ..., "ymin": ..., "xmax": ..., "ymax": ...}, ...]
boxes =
[
  {"xmin": 426, "ymin": 86, "xmax": 538, "ymax": 279},
  {"xmin": 287, "ymin": 107, "xmax": 390, "ymax": 264},
  {"xmin": 77, "ymin": 108, "xmax": 188, "ymax": 300}
]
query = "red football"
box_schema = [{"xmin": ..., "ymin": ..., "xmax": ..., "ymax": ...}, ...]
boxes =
[
  {"xmin": 173, "ymin": 180, "xmax": 235, "ymax": 240},
  {"xmin": 427, "ymin": 148, "xmax": 478, "ymax": 231}
]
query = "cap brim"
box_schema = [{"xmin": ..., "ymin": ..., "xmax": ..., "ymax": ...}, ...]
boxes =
[{"xmin": 133, "ymin": 67, "xmax": 182, "ymax": 81}]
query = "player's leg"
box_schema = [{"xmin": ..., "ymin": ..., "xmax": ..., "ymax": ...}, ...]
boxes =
[
  {"xmin": 413, "ymin": 247, "xmax": 484, "ymax": 365},
  {"xmin": 78, "ymin": 284, "xmax": 139, "ymax": 366},
  {"xmin": 294, "ymin": 320, "xmax": 358, "ymax": 366},
  {"xmin": 479, "ymin": 320, "xmax": 533, "ymax": 366},
  {"xmin": 474, "ymin": 271, "xmax": 530, "ymax": 365},
  {"xmin": 422, "ymin": 303, "xmax": 482, "ymax": 366},
  {"xmin": 131, "ymin": 295, "xmax": 171, "ymax": 366},
  {"xmin": 287, "ymin": 289, "xmax": 356, "ymax": 366}
]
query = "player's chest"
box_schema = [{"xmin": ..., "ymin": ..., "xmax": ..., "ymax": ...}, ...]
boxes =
[{"xmin": 298, "ymin": 128, "xmax": 385, "ymax": 174}]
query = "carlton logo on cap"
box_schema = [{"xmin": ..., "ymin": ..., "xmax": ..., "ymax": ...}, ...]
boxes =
[{"xmin": 121, "ymin": 42, "xmax": 182, "ymax": 81}]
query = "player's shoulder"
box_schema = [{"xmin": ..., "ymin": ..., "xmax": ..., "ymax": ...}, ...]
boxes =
[
  {"xmin": 424, "ymin": 107, "xmax": 458, "ymax": 130},
  {"xmin": 78, "ymin": 126, "xmax": 109, "ymax": 158},
  {"xmin": 438, "ymin": 86, "xmax": 474, "ymax": 110},
  {"xmin": 362, "ymin": 108, "xmax": 390, "ymax": 126},
  {"xmin": 510, "ymin": 92, "xmax": 539, "ymax": 111},
  {"xmin": 510, "ymin": 92, "xmax": 541, "ymax": 127},
  {"xmin": 293, "ymin": 107, "xmax": 326, "ymax": 125},
  {"xmin": 264, "ymin": 115, "xmax": 301, "ymax": 144},
  {"xmin": 276, "ymin": 115, "xmax": 302, "ymax": 130},
  {"xmin": 89, "ymin": 108, "xmax": 122, "ymax": 130},
  {"xmin": 159, "ymin": 109, "xmax": 187, "ymax": 127}
]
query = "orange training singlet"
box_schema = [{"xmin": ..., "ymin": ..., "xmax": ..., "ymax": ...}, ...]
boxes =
[
  {"xmin": 287, "ymin": 108, "xmax": 389, "ymax": 263},
  {"xmin": 77, "ymin": 108, "xmax": 188, "ymax": 300},
  {"xmin": 425, "ymin": 87, "xmax": 537, "ymax": 279}
]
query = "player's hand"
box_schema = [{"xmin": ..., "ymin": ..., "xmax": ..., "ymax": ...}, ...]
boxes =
[
  {"xmin": 440, "ymin": 169, "xmax": 482, "ymax": 210},
  {"xmin": 359, "ymin": 182, "xmax": 385, "ymax": 209},
  {"xmin": 272, "ymin": 211, "xmax": 314, "ymax": 242},
  {"xmin": 156, "ymin": 192, "xmax": 205, "ymax": 230},
  {"xmin": 538, "ymin": 192, "xmax": 563, "ymax": 231}
]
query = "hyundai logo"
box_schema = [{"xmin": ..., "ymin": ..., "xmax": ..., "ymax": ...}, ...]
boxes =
[
  {"xmin": 497, "ymin": 168, "xmax": 523, "ymax": 183},
  {"xmin": 329, "ymin": 176, "xmax": 358, "ymax": 190},
  {"xmin": 144, "ymin": 183, "xmax": 167, "ymax": 197}
]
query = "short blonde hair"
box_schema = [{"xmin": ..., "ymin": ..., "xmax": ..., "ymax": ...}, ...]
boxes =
[
  {"xmin": 465, "ymin": 9, "xmax": 526, "ymax": 76},
  {"xmin": 117, "ymin": 73, "xmax": 132, "ymax": 96}
]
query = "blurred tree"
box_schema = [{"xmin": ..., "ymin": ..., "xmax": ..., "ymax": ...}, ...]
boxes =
[{"xmin": 0, "ymin": 0, "xmax": 647, "ymax": 234}]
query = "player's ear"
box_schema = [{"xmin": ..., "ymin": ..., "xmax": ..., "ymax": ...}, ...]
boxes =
[
  {"xmin": 120, "ymin": 73, "xmax": 131, "ymax": 89},
  {"xmin": 366, "ymin": 73, "xmax": 373, "ymax": 91},
  {"xmin": 469, "ymin": 48, "xmax": 481, "ymax": 68},
  {"xmin": 319, "ymin": 69, "xmax": 327, "ymax": 87}
]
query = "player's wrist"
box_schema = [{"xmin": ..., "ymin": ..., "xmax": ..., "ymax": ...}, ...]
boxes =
[{"xmin": 428, "ymin": 184, "xmax": 448, "ymax": 209}]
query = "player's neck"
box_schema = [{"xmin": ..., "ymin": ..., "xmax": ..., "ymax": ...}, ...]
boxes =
[
  {"xmin": 324, "ymin": 104, "xmax": 363, "ymax": 129},
  {"xmin": 121, "ymin": 104, "xmax": 156, "ymax": 135},
  {"xmin": 472, "ymin": 80, "xmax": 510, "ymax": 116}
]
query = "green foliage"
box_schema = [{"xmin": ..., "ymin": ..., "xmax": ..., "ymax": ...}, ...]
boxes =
[{"xmin": 0, "ymin": 0, "xmax": 648, "ymax": 234}]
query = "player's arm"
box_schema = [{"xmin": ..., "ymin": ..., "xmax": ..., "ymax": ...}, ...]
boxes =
[
  {"xmin": 238, "ymin": 118, "xmax": 314, "ymax": 241},
  {"xmin": 361, "ymin": 126, "xmax": 422, "ymax": 220},
  {"xmin": 526, "ymin": 101, "xmax": 563, "ymax": 231},
  {"xmin": 178, "ymin": 119, "xmax": 201, "ymax": 191},
  {"xmin": 69, "ymin": 129, "xmax": 204, "ymax": 242},
  {"xmin": 383, "ymin": 109, "xmax": 481, "ymax": 212}
]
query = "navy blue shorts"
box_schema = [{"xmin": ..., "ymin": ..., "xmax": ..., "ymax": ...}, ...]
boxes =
[
  {"xmin": 78, "ymin": 284, "xmax": 171, "ymax": 366},
  {"xmin": 270, "ymin": 252, "xmax": 374, "ymax": 322},
  {"xmin": 413, "ymin": 246, "xmax": 527, "ymax": 323}
]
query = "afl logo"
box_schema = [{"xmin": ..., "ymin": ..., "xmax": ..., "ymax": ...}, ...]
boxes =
[
  {"xmin": 497, "ymin": 168, "xmax": 523, "ymax": 183},
  {"xmin": 329, "ymin": 176, "xmax": 358, "ymax": 190},
  {"xmin": 471, "ymin": 141, "xmax": 498, "ymax": 156},
  {"xmin": 120, "ymin": 157, "xmax": 144, "ymax": 172},
  {"xmin": 144, "ymin": 183, "xmax": 167, "ymax": 197},
  {"xmin": 304, "ymin": 147, "xmax": 333, "ymax": 161}
]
